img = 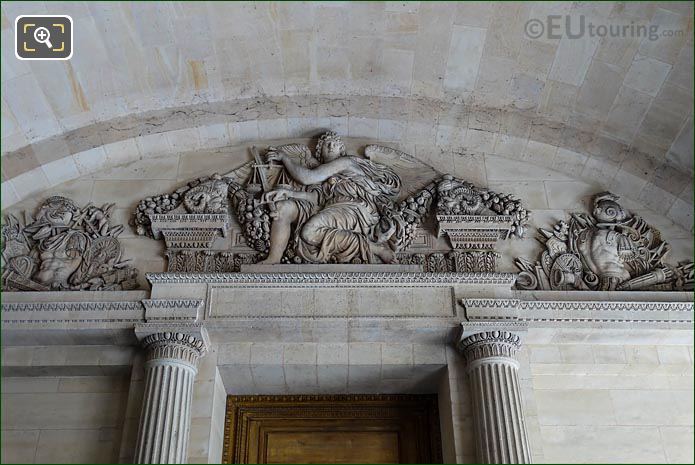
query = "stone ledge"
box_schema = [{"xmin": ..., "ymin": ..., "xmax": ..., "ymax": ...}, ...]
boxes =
[
  {"xmin": 1, "ymin": 290, "xmax": 149, "ymax": 303},
  {"xmin": 463, "ymin": 297, "xmax": 695, "ymax": 330},
  {"xmin": 513, "ymin": 290, "xmax": 695, "ymax": 302},
  {"xmin": 241, "ymin": 264, "xmax": 423, "ymax": 272},
  {"xmin": 146, "ymin": 271, "xmax": 518, "ymax": 286},
  {"xmin": 2, "ymin": 365, "xmax": 132, "ymax": 377}
]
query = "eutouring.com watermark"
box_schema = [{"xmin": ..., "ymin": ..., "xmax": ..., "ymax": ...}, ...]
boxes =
[{"xmin": 525, "ymin": 15, "xmax": 684, "ymax": 41}]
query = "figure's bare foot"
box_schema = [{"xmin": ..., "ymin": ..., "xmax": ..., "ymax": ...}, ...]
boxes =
[
  {"xmin": 370, "ymin": 242, "xmax": 398, "ymax": 264},
  {"xmin": 257, "ymin": 256, "xmax": 282, "ymax": 265}
]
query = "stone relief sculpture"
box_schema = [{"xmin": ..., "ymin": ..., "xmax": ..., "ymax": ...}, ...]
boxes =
[
  {"xmin": 133, "ymin": 131, "xmax": 529, "ymax": 272},
  {"xmin": 1, "ymin": 196, "xmax": 139, "ymax": 291},
  {"xmin": 515, "ymin": 192, "xmax": 693, "ymax": 291},
  {"xmin": 236, "ymin": 132, "xmax": 423, "ymax": 265}
]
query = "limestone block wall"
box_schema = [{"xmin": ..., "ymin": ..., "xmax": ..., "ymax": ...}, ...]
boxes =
[
  {"xmin": 1, "ymin": 339, "xmax": 692, "ymax": 463},
  {"xmin": 187, "ymin": 347, "xmax": 227, "ymax": 464},
  {"xmin": 214, "ymin": 342, "xmax": 448, "ymax": 395},
  {"xmin": 0, "ymin": 375, "xmax": 130, "ymax": 463},
  {"xmin": 2, "ymin": 3, "xmax": 693, "ymax": 220},
  {"xmin": 526, "ymin": 342, "xmax": 694, "ymax": 463},
  {"xmin": 446, "ymin": 341, "xmax": 695, "ymax": 464},
  {"xmin": 3, "ymin": 108, "xmax": 692, "ymax": 232}
]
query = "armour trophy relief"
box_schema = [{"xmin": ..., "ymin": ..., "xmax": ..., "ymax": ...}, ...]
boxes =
[
  {"xmin": 1, "ymin": 196, "xmax": 139, "ymax": 291},
  {"xmin": 515, "ymin": 192, "xmax": 694, "ymax": 291}
]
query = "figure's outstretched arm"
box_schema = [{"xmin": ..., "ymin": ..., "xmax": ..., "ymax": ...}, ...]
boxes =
[{"xmin": 269, "ymin": 152, "xmax": 353, "ymax": 185}]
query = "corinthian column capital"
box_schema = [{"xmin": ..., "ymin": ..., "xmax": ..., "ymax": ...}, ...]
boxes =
[
  {"xmin": 133, "ymin": 324, "xmax": 210, "ymax": 464},
  {"xmin": 140, "ymin": 330, "xmax": 207, "ymax": 367},
  {"xmin": 458, "ymin": 329, "xmax": 522, "ymax": 366},
  {"xmin": 135, "ymin": 323, "xmax": 210, "ymax": 365}
]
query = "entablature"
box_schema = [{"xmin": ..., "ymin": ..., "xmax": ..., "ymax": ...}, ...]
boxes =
[{"xmin": 3, "ymin": 281, "xmax": 692, "ymax": 347}]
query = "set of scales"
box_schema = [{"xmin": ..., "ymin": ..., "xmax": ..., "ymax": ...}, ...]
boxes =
[{"xmin": 246, "ymin": 146, "xmax": 295, "ymax": 214}]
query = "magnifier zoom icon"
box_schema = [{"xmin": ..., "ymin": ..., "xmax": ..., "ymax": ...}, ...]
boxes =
[{"xmin": 33, "ymin": 27, "xmax": 53, "ymax": 49}]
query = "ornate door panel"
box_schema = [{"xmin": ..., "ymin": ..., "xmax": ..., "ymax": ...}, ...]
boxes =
[{"xmin": 223, "ymin": 395, "xmax": 442, "ymax": 464}]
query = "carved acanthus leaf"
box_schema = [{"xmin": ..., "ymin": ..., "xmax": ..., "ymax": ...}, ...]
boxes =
[
  {"xmin": 458, "ymin": 330, "xmax": 522, "ymax": 365},
  {"xmin": 140, "ymin": 331, "xmax": 208, "ymax": 366}
]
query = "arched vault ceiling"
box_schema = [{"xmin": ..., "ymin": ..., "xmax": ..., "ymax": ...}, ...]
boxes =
[{"xmin": 1, "ymin": 2, "xmax": 693, "ymax": 211}]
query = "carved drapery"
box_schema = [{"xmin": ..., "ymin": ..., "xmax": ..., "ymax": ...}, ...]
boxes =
[{"xmin": 458, "ymin": 330, "xmax": 531, "ymax": 464}]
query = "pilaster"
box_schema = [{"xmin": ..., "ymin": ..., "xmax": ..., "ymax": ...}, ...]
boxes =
[
  {"xmin": 133, "ymin": 325, "xmax": 209, "ymax": 464},
  {"xmin": 458, "ymin": 329, "xmax": 531, "ymax": 464}
]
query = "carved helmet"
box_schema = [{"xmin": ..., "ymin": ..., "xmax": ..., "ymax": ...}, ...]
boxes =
[{"xmin": 592, "ymin": 192, "xmax": 628, "ymax": 223}]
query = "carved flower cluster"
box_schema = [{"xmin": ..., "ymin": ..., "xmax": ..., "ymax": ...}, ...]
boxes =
[
  {"xmin": 479, "ymin": 190, "xmax": 529, "ymax": 238},
  {"xmin": 391, "ymin": 186, "xmax": 436, "ymax": 250},
  {"xmin": 435, "ymin": 176, "xmax": 529, "ymax": 238},
  {"xmin": 232, "ymin": 191, "xmax": 271, "ymax": 253}
]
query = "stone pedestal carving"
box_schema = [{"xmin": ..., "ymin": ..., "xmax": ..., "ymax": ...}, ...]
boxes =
[
  {"xmin": 458, "ymin": 330, "xmax": 531, "ymax": 464},
  {"xmin": 133, "ymin": 327, "xmax": 209, "ymax": 464}
]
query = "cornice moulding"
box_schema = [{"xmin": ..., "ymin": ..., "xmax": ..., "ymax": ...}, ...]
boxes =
[
  {"xmin": 142, "ymin": 298, "xmax": 204, "ymax": 322},
  {"xmin": 2, "ymin": 300, "xmax": 145, "ymax": 326},
  {"xmin": 514, "ymin": 290, "xmax": 695, "ymax": 302},
  {"xmin": 145, "ymin": 271, "xmax": 518, "ymax": 286},
  {"xmin": 463, "ymin": 298, "xmax": 694, "ymax": 327}
]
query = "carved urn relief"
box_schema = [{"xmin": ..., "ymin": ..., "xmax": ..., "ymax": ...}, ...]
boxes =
[{"xmin": 435, "ymin": 174, "xmax": 526, "ymax": 251}]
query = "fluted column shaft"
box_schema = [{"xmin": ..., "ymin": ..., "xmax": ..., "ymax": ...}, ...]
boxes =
[
  {"xmin": 134, "ymin": 332, "xmax": 206, "ymax": 464},
  {"xmin": 459, "ymin": 331, "xmax": 531, "ymax": 464}
]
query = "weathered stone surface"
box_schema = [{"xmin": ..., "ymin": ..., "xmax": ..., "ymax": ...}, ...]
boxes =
[{"xmin": 130, "ymin": 132, "xmax": 529, "ymax": 270}]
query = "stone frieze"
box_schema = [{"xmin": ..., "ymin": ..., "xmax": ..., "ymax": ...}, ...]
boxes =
[{"xmin": 133, "ymin": 131, "xmax": 529, "ymax": 271}]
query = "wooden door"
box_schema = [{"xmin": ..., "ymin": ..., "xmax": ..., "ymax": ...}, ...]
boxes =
[{"xmin": 223, "ymin": 394, "xmax": 442, "ymax": 464}]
